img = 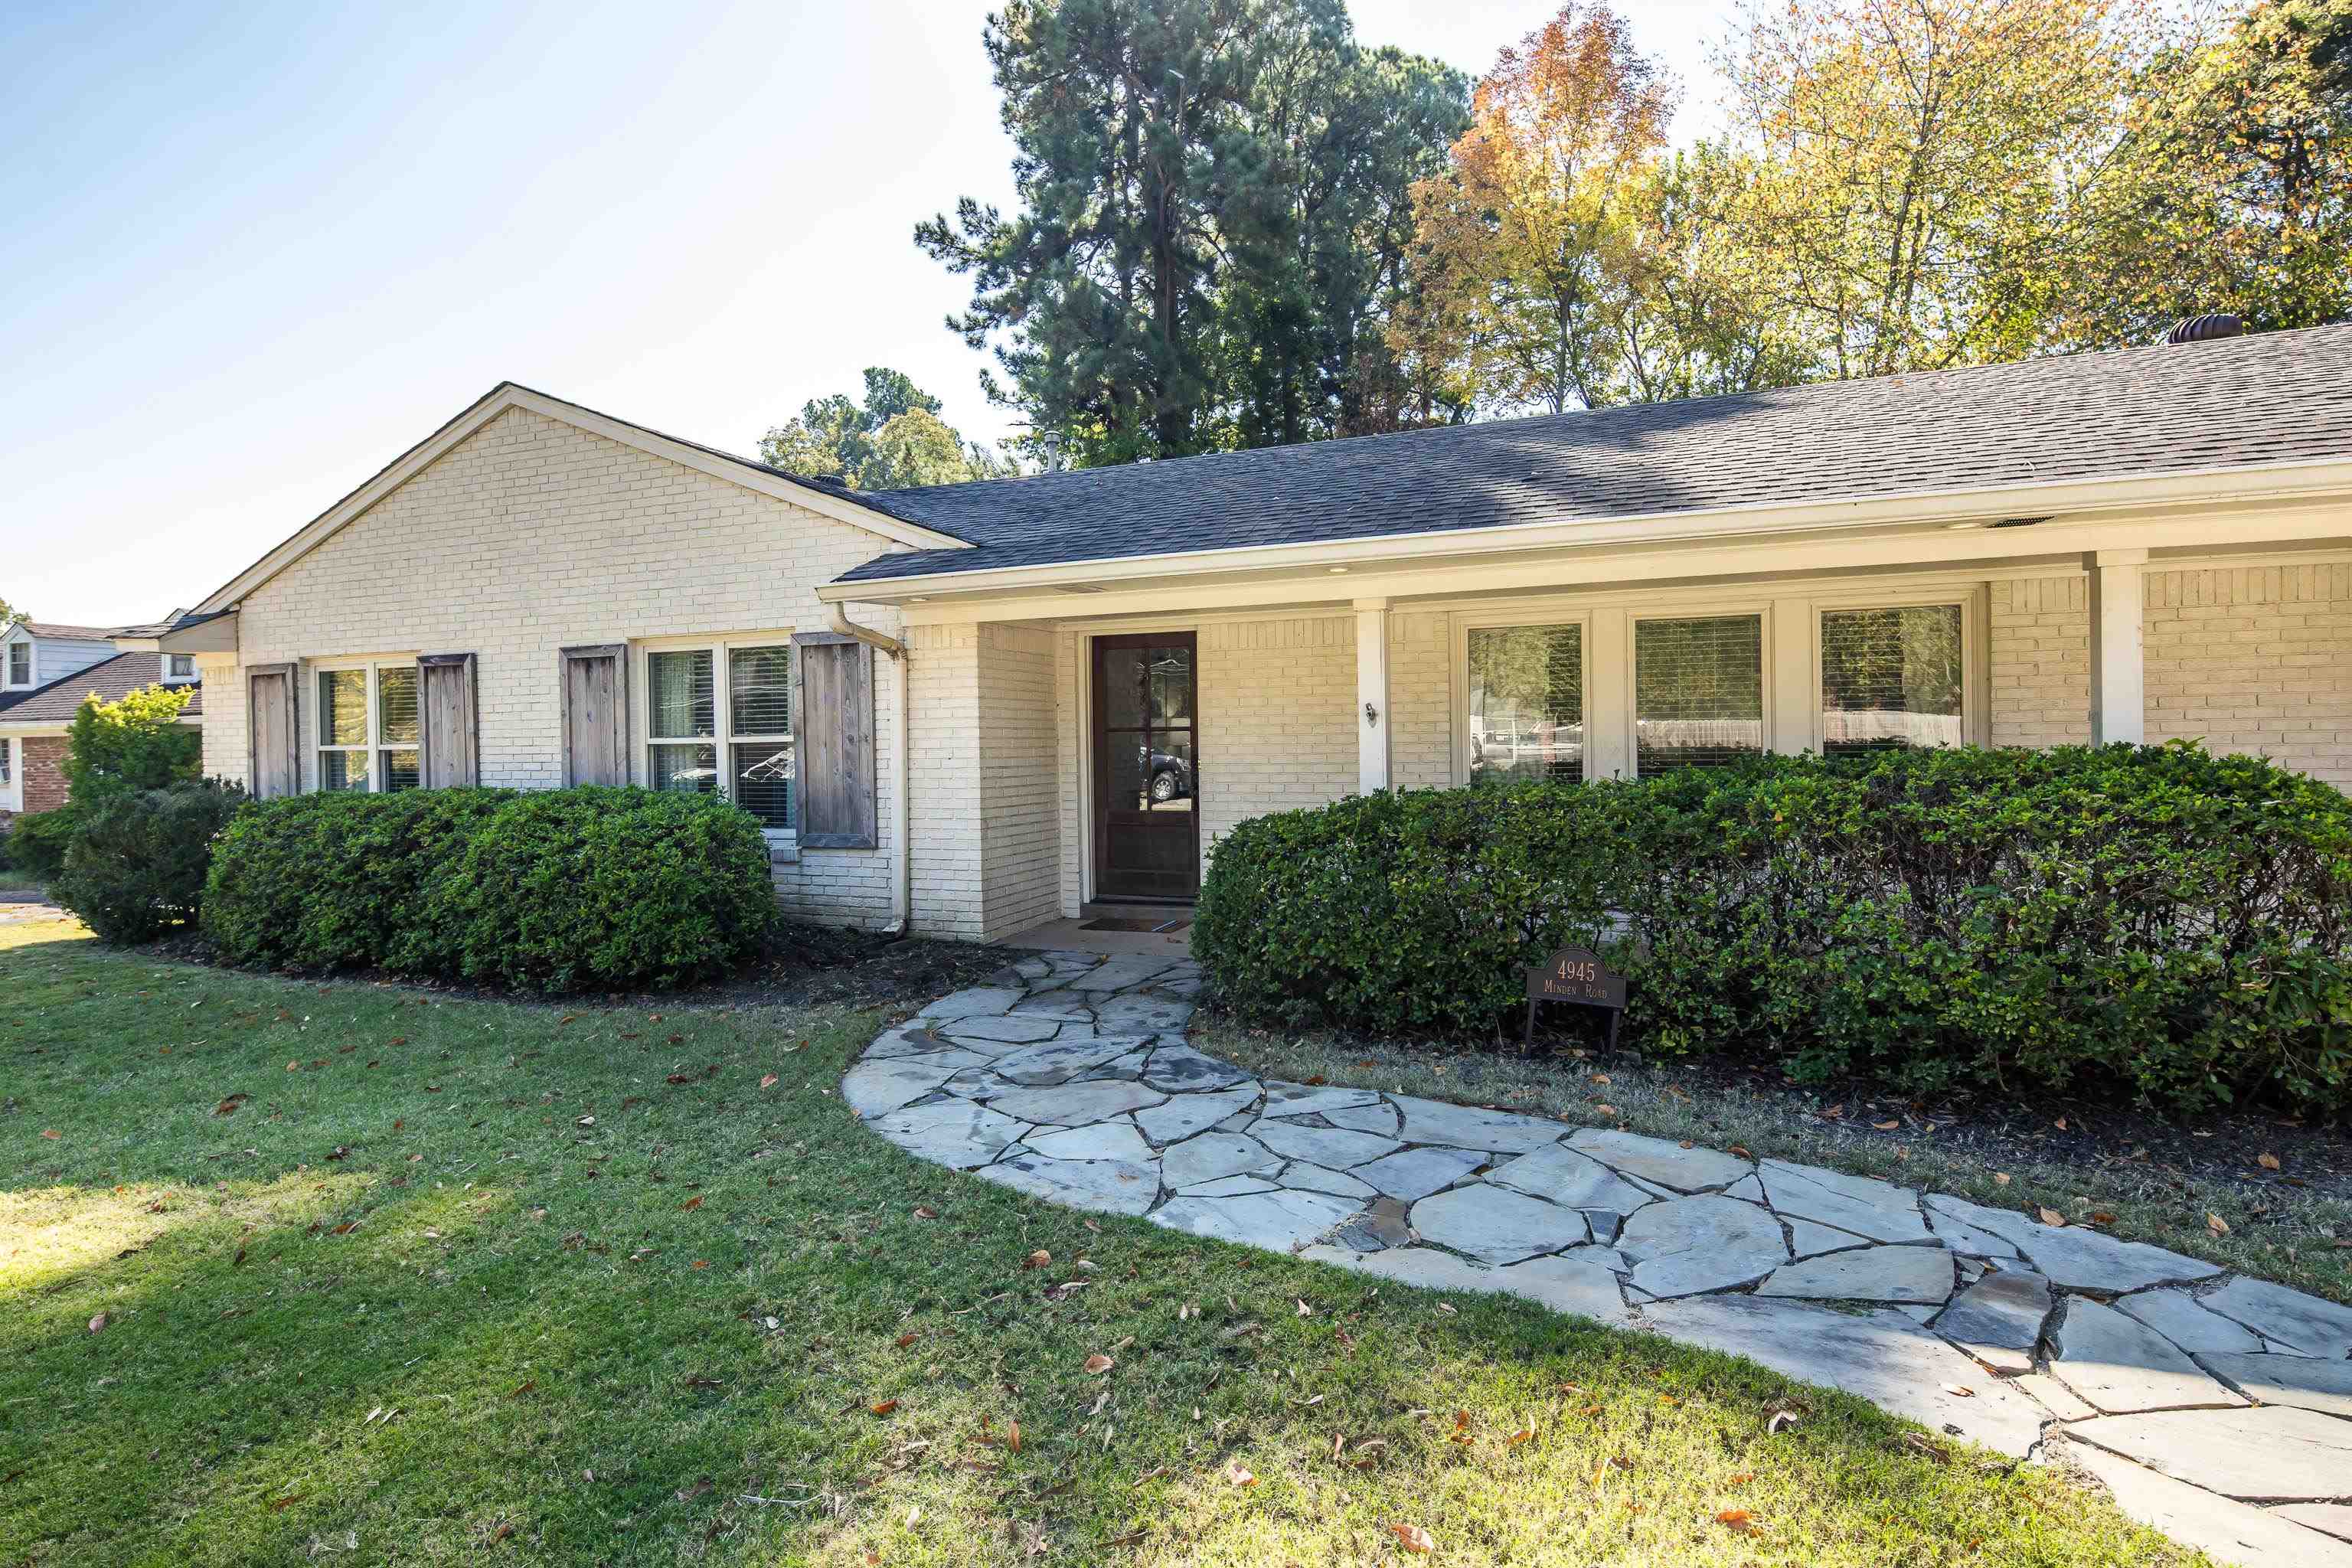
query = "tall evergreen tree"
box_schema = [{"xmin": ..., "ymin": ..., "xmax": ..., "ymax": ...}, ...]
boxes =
[{"xmin": 917, "ymin": 0, "xmax": 1464, "ymax": 466}]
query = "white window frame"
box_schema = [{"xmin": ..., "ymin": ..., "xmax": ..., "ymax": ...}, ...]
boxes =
[
  {"xmin": 0, "ymin": 737, "xmax": 18, "ymax": 813},
  {"xmin": 634, "ymin": 632, "xmax": 798, "ymax": 850},
  {"xmin": 5, "ymin": 639, "xmax": 30, "ymax": 689},
  {"xmin": 1451, "ymin": 609, "xmax": 1595, "ymax": 785},
  {"xmin": 311, "ymin": 657, "xmax": 420, "ymax": 793},
  {"xmin": 162, "ymin": 653, "xmax": 198, "ymax": 684},
  {"xmin": 1808, "ymin": 586, "xmax": 1988, "ymax": 755}
]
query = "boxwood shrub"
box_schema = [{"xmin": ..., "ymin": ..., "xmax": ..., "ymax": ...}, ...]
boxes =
[
  {"xmin": 1193, "ymin": 744, "xmax": 2352, "ymax": 1117},
  {"xmin": 50, "ymin": 779, "xmax": 246, "ymax": 943},
  {"xmin": 203, "ymin": 786, "xmax": 777, "ymax": 992}
]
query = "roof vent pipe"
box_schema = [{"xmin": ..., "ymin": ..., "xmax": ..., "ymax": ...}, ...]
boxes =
[{"xmin": 2166, "ymin": 313, "xmax": 2244, "ymax": 344}]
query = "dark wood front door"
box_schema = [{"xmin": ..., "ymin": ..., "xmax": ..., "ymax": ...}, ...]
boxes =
[{"xmin": 1092, "ymin": 633, "xmax": 1199, "ymax": 901}]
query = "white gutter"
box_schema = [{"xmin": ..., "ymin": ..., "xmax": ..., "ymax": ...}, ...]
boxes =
[
  {"xmin": 813, "ymin": 455, "xmax": 2352, "ymax": 605},
  {"xmin": 825, "ymin": 605, "xmax": 912, "ymax": 934}
]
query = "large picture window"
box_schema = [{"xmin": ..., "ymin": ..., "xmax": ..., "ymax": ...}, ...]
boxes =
[
  {"xmin": 1634, "ymin": 614, "xmax": 1764, "ymax": 773},
  {"xmin": 1820, "ymin": 605, "xmax": 1965, "ymax": 756},
  {"xmin": 646, "ymin": 640, "xmax": 794, "ymax": 831},
  {"xmin": 315, "ymin": 662, "xmax": 418, "ymax": 792},
  {"xmin": 1467, "ymin": 622, "xmax": 1585, "ymax": 784}
]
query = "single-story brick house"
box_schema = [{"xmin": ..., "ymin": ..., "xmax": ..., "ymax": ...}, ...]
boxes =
[
  {"xmin": 129, "ymin": 324, "xmax": 2352, "ymax": 942},
  {"xmin": 0, "ymin": 635, "xmax": 202, "ymax": 822}
]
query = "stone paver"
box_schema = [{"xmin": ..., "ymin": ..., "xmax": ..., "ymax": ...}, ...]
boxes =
[
  {"xmin": 2193, "ymin": 1352, "xmax": 2352, "ymax": 1419},
  {"xmin": 852, "ymin": 953, "xmax": 2352, "ymax": 1568},
  {"xmin": 1757, "ymin": 1244, "xmax": 1953, "ymax": 1304},
  {"xmin": 1618, "ymin": 1194, "xmax": 1787, "ymax": 1297},
  {"xmin": 2197, "ymin": 1275, "xmax": 2352, "ymax": 1360},
  {"xmin": 2049, "ymin": 1299, "xmax": 2249, "ymax": 1415},
  {"xmin": 1410, "ymin": 1184, "xmax": 1588, "ymax": 1264},
  {"xmin": 2069, "ymin": 1405, "xmax": 2352, "ymax": 1502},
  {"xmin": 1567, "ymin": 1127, "xmax": 1751, "ymax": 1191},
  {"xmin": 1934, "ymin": 1268, "xmax": 2053, "ymax": 1374}
]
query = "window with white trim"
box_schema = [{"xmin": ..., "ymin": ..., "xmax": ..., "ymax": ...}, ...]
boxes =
[
  {"xmin": 1634, "ymin": 613, "xmax": 1766, "ymax": 773},
  {"xmin": 5, "ymin": 642, "xmax": 28, "ymax": 687},
  {"xmin": 645, "ymin": 640, "xmax": 794, "ymax": 831},
  {"xmin": 1819, "ymin": 604, "xmax": 1965, "ymax": 756},
  {"xmin": 315, "ymin": 662, "xmax": 418, "ymax": 792},
  {"xmin": 0, "ymin": 737, "xmax": 13, "ymax": 790},
  {"xmin": 1466, "ymin": 622, "xmax": 1585, "ymax": 783},
  {"xmin": 164, "ymin": 654, "xmax": 197, "ymax": 684}
]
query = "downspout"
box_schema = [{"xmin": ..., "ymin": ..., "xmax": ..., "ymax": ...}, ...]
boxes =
[{"xmin": 826, "ymin": 606, "xmax": 911, "ymax": 935}]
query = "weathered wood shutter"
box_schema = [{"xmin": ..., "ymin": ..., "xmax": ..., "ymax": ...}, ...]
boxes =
[
  {"xmin": 246, "ymin": 663, "xmax": 299, "ymax": 799},
  {"xmin": 559, "ymin": 645, "xmax": 628, "ymax": 786},
  {"xmin": 792, "ymin": 632, "xmax": 877, "ymax": 849},
  {"xmin": 415, "ymin": 653, "xmax": 479, "ymax": 788}
]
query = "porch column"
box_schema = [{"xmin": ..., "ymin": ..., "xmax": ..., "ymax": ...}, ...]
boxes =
[
  {"xmin": 2087, "ymin": 548, "xmax": 2148, "ymax": 745},
  {"xmin": 1354, "ymin": 597, "xmax": 1390, "ymax": 792}
]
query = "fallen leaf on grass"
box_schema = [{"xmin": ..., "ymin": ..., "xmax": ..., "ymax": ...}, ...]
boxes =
[
  {"xmin": 1726, "ymin": 1470, "xmax": 1755, "ymax": 1485},
  {"xmin": 40, "ymin": 1129, "xmax": 60, "ymax": 1140},
  {"xmin": 1992, "ymin": 1171, "xmax": 2011, "ymax": 1186},
  {"xmin": 1942, "ymin": 1383, "xmax": 1975, "ymax": 1398},
  {"xmin": 1389, "ymin": 1522, "xmax": 1433, "ymax": 1553},
  {"xmin": 895, "ymin": 1331, "xmax": 918, "ymax": 1349},
  {"xmin": 1083, "ymin": 1354, "xmax": 1116, "ymax": 1375},
  {"xmin": 1504, "ymin": 1426, "xmax": 1534, "ymax": 1446},
  {"xmin": 913, "ymin": 1206, "xmax": 938, "ymax": 1220},
  {"xmin": 1872, "ymin": 1120, "xmax": 1900, "ymax": 1131},
  {"xmin": 1024, "ymin": 1250, "xmax": 1051, "ymax": 1269},
  {"xmin": 269, "ymin": 1494, "xmax": 302, "ymax": 1512},
  {"xmin": 2207, "ymin": 1213, "xmax": 2230, "ymax": 1236},
  {"xmin": 87, "ymin": 1312, "xmax": 108, "ymax": 1334},
  {"xmin": 1224, "ymin": 1462, "xmax": 1256, "ymax": 1486},
  {"xmin": 870, "ymin": 1400, "xmax": 899, "ymax": 1416},
  {"xmin": 681, "ymin": 1196, "xmax": 703, "ymax": 1211},
  {"xmin": 2037, "ymin": 1207, "xmax": 2066, "ymax": 1227},
  {"xmin": 213, "ymin": 1094, "xmax": 249, "ymax": 1116},
  {"xmin": 575, "ymin": 1116, "xmax": 595, "ymax": 1128},
  {"xmin": 1008, "ymin": 1418, "xmax": 1021, "ymax": 1453},
  {"xmin": 1716, "ymin": 1508, "xmax": 1756, "ymax": 1534},
  {"xmin": 760, "ymin": 1074, "xmax": 779, "ymax": 1089},
  {"xmin": 2258, "ymin": 1152, "xmax": 2281, "ymax": 1171}
]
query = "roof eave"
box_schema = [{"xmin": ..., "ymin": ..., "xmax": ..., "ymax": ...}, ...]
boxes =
[{"xmin": 819, "ymin": 454, "xmax": 2352, "ymax": 605}]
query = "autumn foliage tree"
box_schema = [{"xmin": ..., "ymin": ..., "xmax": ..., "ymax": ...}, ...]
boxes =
[{"xmin": 1396, "ymin": 5, "xmax": 1675, "ymax": 413}]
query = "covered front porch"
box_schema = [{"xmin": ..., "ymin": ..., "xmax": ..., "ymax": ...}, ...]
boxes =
[{"xmin": 863, "ymin": 485, "xmax": 2351, "ymax": 946}]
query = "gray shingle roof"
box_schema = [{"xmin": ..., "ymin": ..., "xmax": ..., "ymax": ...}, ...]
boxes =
[
  {"xmin": 0, "ymin": 654, "xmax": 202, "ymax": 724},
  {"xmin": 834, "ymin": 323, "xmax": 2352, "ymax": 586},
  {"xmin": 8, "ymin": 620, "xmax": 122, "ymax": 641}
]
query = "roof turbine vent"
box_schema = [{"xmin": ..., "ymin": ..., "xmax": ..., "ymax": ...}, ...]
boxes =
[{"xmin": 2165, "ymin": 313, "xmax": 2244, "ymax": 345}]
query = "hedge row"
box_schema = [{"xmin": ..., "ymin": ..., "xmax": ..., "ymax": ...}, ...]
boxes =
[
  {"xmin": 1192, "ymin": 744, "xmax": 2352, "ymax": 1116},
  {"xmin": 202, "ymin": 787, "xmax": 778, "ymax": 992}
]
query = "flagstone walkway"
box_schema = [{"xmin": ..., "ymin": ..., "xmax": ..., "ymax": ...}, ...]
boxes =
[{"xmin": 851, "ymin": 951, "xmax": 2352, "ymax": 1568}]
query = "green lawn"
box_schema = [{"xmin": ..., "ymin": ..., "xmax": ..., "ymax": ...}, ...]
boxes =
[{"xmin": 2, "ymin": 919, "xmax": 2203, "ymax": 1566}]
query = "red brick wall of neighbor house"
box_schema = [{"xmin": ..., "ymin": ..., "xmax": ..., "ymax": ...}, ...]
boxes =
[{"xmin": 15, "ymin": 737, "xmax": 70, "ymax": 816}]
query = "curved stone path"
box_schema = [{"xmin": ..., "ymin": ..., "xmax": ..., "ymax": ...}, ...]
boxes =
[{"xmin": 851, "ymin": 951, "xmax": 2352, "ymax": 1568}]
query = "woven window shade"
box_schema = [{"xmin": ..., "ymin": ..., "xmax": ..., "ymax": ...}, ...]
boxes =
[
  {"xmin": 1468, "ymin": 624, "xmax": 1584, "ymax": 782},
  {"xmin": 1635, "ymin": 615, "xmax": 1764, "ymax": 773},
  {"xmin": 1820, "ymin": 606, "xmax": 1964, "ymax": 755}
]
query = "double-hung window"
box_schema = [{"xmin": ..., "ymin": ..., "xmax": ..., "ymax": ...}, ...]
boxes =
[
  {"xmin": 164, "ymin": 654, "xmax": 198, "ymax": 684},
  {"xmin": 645, "ymin": 640, "xmax": 794, "ymax": 831},
  {"xmin": 5, "ymin": 642, "xmax": 28, "ymax": 687},
  {"xmin": 315, "ymin": 662, "xmax": 418, "ymax": 792}
]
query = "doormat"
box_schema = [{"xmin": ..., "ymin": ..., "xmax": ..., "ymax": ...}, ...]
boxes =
[{"xmin": 1079, "ymin": 916, "xmax": 1192, "ymax": 933}]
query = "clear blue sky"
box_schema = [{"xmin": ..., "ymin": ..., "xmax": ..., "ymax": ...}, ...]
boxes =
[{"xmin": 2, "ymin": 0, "xmax": 1731, "ymax": 626}]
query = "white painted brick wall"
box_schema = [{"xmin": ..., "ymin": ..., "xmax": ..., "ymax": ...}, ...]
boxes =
[
  {"xmin": 1989, "ymin": 577, "xmax": 2092, "ymax": 747},
  {"xmin": 2146, "ymin": 563, "xmax": 2352, "ymax": 789},
  {"xmin": 1390, "ymin": 610, "xmax": 1452, "ymax": 789},
  {"xmin": 906, "ymin": 622, "xmax": 1059, "ymax": 942},
  {"xmin": 213, "ymin": 406, "xmax": 910, "ymax": 926}
]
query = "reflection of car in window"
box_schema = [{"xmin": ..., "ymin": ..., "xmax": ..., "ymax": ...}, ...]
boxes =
[{"xmin": 1142, "ymin": 745, "xmax": 1192, "ymax": 803}]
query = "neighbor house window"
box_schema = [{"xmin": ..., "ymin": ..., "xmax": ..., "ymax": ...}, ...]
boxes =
[
  {"xmin": 646, "ymin": 640, "xmax": 793, "ymax": 831},
  {"xmin": 164, "ymin": 654, "xmax": 197, "ymax": 683},
  {"xmin": 315, "ymin": 662, "xmax": 418, "ymax": 792},
  {"xmin": 0, "ymin": 737, "xmax": 13, "ymax": 789},
  {"xmin": 1820, "ymin": 605, "xmax": 1965, "ymax": 756},
  {"xmin": 1467, "ymin": 622, "xmax": 1585, "ymax": 783},
  {"xmin": 1634, "ymin": 614, "xmax": 1765, "ymax": 773},
  {"xmin": 6, "ymin": 642, "xmax": 28, "ymax": 686}
]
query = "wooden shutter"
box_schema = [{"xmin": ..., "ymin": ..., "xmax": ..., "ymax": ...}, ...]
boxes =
[
  {"xmin": 792, "ymin": 632, "xmax": 877, "ymax": 849},
  {"xmin": 416, "ymin": 653, "xmax": 479, "ymax": 788},
  {"xmin": 246, "ymin": 662, "xmax": 299, "ymax": 799},
  {"xmin": 559, "ymin": 645, "xmax": 628, "ymax": 786}
]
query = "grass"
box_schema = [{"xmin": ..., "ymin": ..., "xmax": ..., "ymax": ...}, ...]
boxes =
[
  {"xmin": 1198, "ymin": 1017, "xmax": 2352, "ymax": 1308},
  {"xmin": 1, "ymin": 918, "xmax": 2207, "ymax": 1567}
]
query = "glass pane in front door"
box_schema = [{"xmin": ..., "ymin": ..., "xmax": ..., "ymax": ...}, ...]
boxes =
[{"xmin": 1093, "ymin": 636, "xmax": 1198, "ymax": 900}]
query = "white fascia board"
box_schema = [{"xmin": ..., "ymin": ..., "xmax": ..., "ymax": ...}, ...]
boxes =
[
  {"xmin": 195, "ymin": 384, "xmax": 969, "ymax": 613},
  {"xmin": 819, "ymin": 456, "xmax": 2352, "ymax": 608}
]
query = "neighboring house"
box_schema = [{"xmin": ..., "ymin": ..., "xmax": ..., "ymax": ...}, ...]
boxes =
[
  {"xmin": 140, "ymin": 325, "xmax": 2352, "ymax": 942},
  {"xmin": 2, "ymin": 618, "xmax": 124, "ymax": 696},
  {"xmin": 0, "ymin": 651, "xmax": 202, "ymax": 820}
]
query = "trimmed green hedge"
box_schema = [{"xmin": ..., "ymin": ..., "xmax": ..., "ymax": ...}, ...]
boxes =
[
  {"xmin": 204, "ymin": 786, "xmax": 778, "ymax": 992},
  {"xmin": 1193, "ymin": 744, "xmax": 2352, "ymax": 1116}
]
